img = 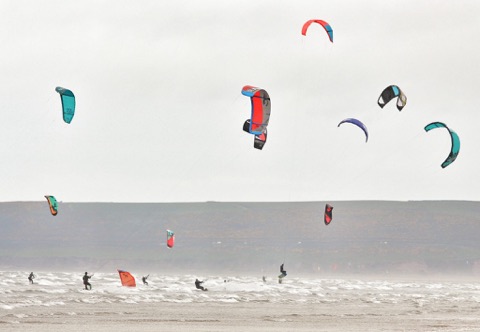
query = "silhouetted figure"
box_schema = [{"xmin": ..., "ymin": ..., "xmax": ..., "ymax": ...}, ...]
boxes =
[
  {"xmin": 142, "ymin": 275, "xmax": 149, "ymax": 285},
  {"xmin": 28, "ymin": 272, "xmax": 35, "ymax": 284},
  {"xmin": 195, "ymin": 278, "xmax": 207, "ymax": 291},
  {"xmin": 83, "ymin": 272, "xmax": 93, "ymax": 290},
  {"xmin": 280, "ymin": 264, "xmax": 287, "ymax": 277},
  {"xmin": 279, "ymin": 264, "xmax": 287, "ymax": 284}
]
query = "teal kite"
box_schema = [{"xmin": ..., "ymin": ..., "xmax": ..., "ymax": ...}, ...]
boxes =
[
  {"xmin": 424, "ymin": 122, "xmax": 460, "ymax": 168},
  {"xmin": 44, "ymin": 195, "xmax": 58, "ymax": 216},
  {"xmin": 55, "ymin": 87, "xmax": 75, "ymax": 124}
]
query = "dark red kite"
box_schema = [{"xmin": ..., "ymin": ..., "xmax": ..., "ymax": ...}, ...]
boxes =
[{"xmin": 324, "ymin": 204, "xmax": 333, "ymax": 225}]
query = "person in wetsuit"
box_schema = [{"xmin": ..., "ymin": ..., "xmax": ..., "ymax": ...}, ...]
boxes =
[
  {"xmin": 142, "ymin": 275, "xmax": 149, "ymax": 285},
  {"xmin": 280, "ymin": 263, "xmax": 287, "ymax": 277},
  {"xmin": 195, "ymin": 278, "xmax": 207, "ymax": 291},
  {"xmin": 279, "ymin": 264, "xmax": 287, "ymax": 284},
  {"xmin": 83, "ymin": 272, "xmax": 93, "ymax": 290},
  {"xmin": 28, "ymin": 272, "xmax": 35, "ymax": 284}
]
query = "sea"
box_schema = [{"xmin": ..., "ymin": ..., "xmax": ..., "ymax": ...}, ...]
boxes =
[{"xmin": 1, "ymin": 271, "xmax": 480, "ymax": 331}]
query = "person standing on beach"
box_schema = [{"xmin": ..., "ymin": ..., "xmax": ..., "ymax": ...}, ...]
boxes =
[
  {"xmin": 28, "ymin": 272, "xmax": 35, "ymax": 284},
  {"xmin": 83, "ymin": 272, "xmax": 93, "ymax": 290}
]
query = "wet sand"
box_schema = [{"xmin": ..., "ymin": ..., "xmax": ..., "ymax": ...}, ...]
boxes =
[{"xmin": 2, "ymin": 300, "xmax": 480, "ymax": 332}]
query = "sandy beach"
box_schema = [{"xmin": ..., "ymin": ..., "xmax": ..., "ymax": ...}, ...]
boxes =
[{"xmin": 3, "ymin": 300, "xmax": 480, "ymax": 332}]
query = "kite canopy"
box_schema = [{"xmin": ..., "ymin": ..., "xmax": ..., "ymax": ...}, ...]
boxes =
[
  {"xmin": 377, "ymin": 85, "xmax": 407, "ymax": 111},
  {"xmin": 241, "ymin": 85, "xmax": 270, "ymax": 135},
  {"xmin": 55, "ymin": 87, "xmax": 75, "ymax": 124},
  {"xmin": 242, "ymin": 85, "xmax": 270, "ymax": 150},
  {"xmin": 167, "ymin": 230, "xmax": 175, "ymax": 248},
  {"xmin": 301, "ymin": 19, "xmax": 333, "ymax": 43},
  {"xmin": 324, "ymin": 204, "xmax": 333, "ymax": 225},
  {"xmin": 44, "ymin": 195, "xmax": 58, "ymax": 216},
  {"xmin": 424, "ymin": 122, "xmax": 460, "ymax": 168},
  {"xmin": 338, "ymin": 118, "xmax": 369, "ymax": 142},
  {"xmin": 118, "ymin": 270, "xmax": 136, "ymax": 287}
]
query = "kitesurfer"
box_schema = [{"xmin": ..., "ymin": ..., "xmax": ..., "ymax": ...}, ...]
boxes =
[
  {"xmin": 278, "ymin": 264, "xmax": 287, "ymax": 283},
  {"xmin": 142, "ymin": 275, "xmax": 149, "ymax": 285},
  {"xmin": 83, "ymin": 272, "xmax": 93, "ymax": 290},
  {"xmin": 280, "ymin": 264, "xmax": 287, "ymax": 277},
  {"xmin": 195, "ymin": 278, "xmax": 207, "ymax": 291},
  {"xmin": 28, "ymin": 272, "xmax": 35, "ymax": 284}
]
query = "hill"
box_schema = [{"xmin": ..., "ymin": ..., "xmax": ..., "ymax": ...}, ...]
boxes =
[{"xmin": 1, "ymin": 201, "xmax": 480, "ymax": 276}]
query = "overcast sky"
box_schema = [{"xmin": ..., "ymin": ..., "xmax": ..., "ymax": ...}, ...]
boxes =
[{"xmin": 0, "ymin": 0, "xmax": 478, "ymax": 202}]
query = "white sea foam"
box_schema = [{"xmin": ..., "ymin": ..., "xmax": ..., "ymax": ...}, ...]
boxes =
[{"xmin": 1, "ymin": 271, "xmax": 480, "ymax": 311}]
